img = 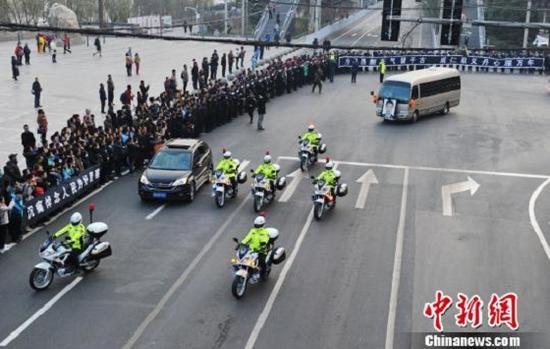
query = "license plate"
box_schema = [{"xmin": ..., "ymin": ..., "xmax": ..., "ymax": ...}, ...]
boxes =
[
  {"xmin": 255, "ymin": 191, "xmax": 264, "ymax": 197},
  {"xmin": 153, "ymin": 192, "xmax": 167, "ymax": 199}
]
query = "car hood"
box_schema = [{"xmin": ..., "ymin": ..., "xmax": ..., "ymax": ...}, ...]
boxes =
[{"xmin": 144, "ymin": 168, "xmax": 191, "ymax": 183}]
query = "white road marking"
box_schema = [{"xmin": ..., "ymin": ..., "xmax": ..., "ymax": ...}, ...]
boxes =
[
  {"xmin": 122, "ymin": 195, "xmax": 251, "ymax": 349},
  {"xmin": 278, "ymin": 169, "xmax": 305, "ymax": 203},
  {"xmin": 355, "ymin": 169, "xmax": 379, "ymax": 209},
  {"xmin": 277, "ymin": 157, "xmax": 550, "ymax": 179},
  {"xmin": 332, "ymin": 11, "xmax": 381, "ymax": 42},
  {"xmin": 441, "ymin": 176, "xmax": 480, "ymax": 216},
  {"xmin": 529, "ymin": 178, "xmax": 550, "ymax": 262},
  {"xmin": 0, "ymin": 276, "xmax": 83, "ymax": 347},
  {"xmin": 351, "ymin": 26, "xmax": 379, "ymax": 46},
  {"xmin": 351, "ymin": 33, "xmax": 358, "ymax": 37},
  {"xmin": 239, "ymin": 160, "xmax": 250, "ymax": 172},
  {"xmin": 145, "ymin": 204, "xmax": 166, "ymax": 220},
  {"xmin": 384, "ymin": 167, "xmax": 409, "ymax": 349},
  {"xmin": 244, "ymin": 208, "xmax": 315, "ymax": 349}
]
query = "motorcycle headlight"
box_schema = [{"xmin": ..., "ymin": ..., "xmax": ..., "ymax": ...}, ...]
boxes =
[
  {"xmin": 172, "ymin": 177, "xmax": 188, "ymax": 186},
  {"xmin": 140, "ymin": 174, "xmax": 151, "ymax": 185}
]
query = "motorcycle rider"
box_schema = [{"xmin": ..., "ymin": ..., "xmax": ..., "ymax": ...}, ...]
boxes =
[
  {"xmin": 316, "ymin": 160, "xmax": 338, "ymax": 200},
  {"xmin": 301, "ymin": 124, "xmax": 322, "ymax": 154},
  {"xmin": 241, "ymin": 215, "xmax": 270, "ymax": 278},
  {"xmin": 253, "ymin": 154, "xmax": 278, "ymax": 195},
  {"xmin": 215, "ymin": 150, "xmax": 239, "ymax": 196},
  {"xmin": 53, "ymin": 212, "xmax": 87, "ymax": 273}
]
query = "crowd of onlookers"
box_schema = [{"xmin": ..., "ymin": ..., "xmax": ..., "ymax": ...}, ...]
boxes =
[{"xmin": 1, "ymin": 46, "xmax": 329, "ymax": 252}]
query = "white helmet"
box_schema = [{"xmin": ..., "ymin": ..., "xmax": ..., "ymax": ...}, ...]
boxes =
[
  {"xmin": 254, "ymin": 215, "xmax": 266, "ymax": 228},
  {"xmin": 308, "ymin": 124, "xmax": 315, "ymax": 132},
  {"xmin": 70, "ymin": 212, "xmax": 82, "ymax": 225},
  {"xmin": 263, "ymin": 155, "xmax": 272, "ymax": 164},
  {"xmin": 325, "ymin": 161, "xmax": 335, "ymax": 170},
  {"xmin": 223, "ymin": 150, "xmax": 232, "ymax": 159}
]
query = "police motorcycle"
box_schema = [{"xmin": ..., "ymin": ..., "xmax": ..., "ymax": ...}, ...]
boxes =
[
  {"xmin": 230, "ymin": 229, "xmax": 286, "ymax": 299},
  {"xmin": 310, "ymin": 173, "xmax": 348, "ymax": 221},
  {"xmin": 298, "ymin": 135, "xmax": 327, "ymax": 172},
  {"xmin": 250, "ymin": 166, "xmax": 286, "ymax": 213},
  {"xmin": 29, "ymin": 221, "xmax": 112, "ymax": 291},
  {"xmin": 212, "ymin": 160, "xmax": 248, "ymax": 208}
]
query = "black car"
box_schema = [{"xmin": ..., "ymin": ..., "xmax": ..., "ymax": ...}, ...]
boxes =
[{"xmin": 138, "ymin": 139, "xmax": 213, "ymax": 201}]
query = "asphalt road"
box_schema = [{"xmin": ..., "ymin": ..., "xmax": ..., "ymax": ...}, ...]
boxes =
[
  {"xmin": 1, "ymin": 64, "xmax": 550, "ymax": 349},
  {"xmin": 327, "ymin": 0, "xmax": 434, "ymax": 48}
]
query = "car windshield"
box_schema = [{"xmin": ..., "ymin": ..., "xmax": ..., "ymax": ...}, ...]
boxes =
[
  {"xmin": 378, "ymin": 81, "xmax": 411, "ymax": 102},
  {"xmin": 149, "ymin": 150, "xmax": 192, "ymax": 171}
]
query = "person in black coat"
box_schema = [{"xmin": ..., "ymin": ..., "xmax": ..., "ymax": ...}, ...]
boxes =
[
  {"xmin": 32, "ymin": 78, "xmax": 42, "ymax": 108},
  {"xmin": 11, "ymin": 56, "xmax": 19, "ymax": 80},
  {"xmin": 99, "ymin": 83, "xmax": 107, "ymax": 114},
  {"xmin": 221, "ymin": 53, "xmax": 227, "ymax": 77},
  {"xmin": 246, "ymin": 93, "xmax": 256, "ymax": 124},
  {"xmin": 256, "ymin": 94, "xmax": 266, "ymax": 131},
  {"xmin": 191, "ymin": 60, "xmax": 199, "ymax": 90},
  {"xmin": 210, "ymin": 50, "xmax": 219, "ymax": 80},
  {"xmin": 23, "ymin": 44, "xmax": 31, "ymax": 65},
  {"xmin": 202, "ymin": 57, "xmax": 209, "ymax": 82},
  {"xmin": 21, "ymin": 124, "xmax": 36, "ymax": 149}
]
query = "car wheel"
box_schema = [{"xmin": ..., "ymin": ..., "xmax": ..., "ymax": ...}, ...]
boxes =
[
  {"xmin": 188, "ymin": 181, "xmax": 196, "ymax": 202},
  {"xmin": 411, "ymin": 110, "xmax": 419, "ymax": 123}
]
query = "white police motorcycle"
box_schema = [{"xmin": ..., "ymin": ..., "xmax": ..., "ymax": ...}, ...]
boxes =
[
  {"xmin": 211, "ymin": 160, "xmax": 248, "ymax": 208},
  {"xmin": 29, "ymin": 222, "xmax": 112, "ymax": 291},
  {"xmin": 231, "ymin": 228, "xmax": 286, "ymax": 299},
  {"xmin": 250, "ymin": 166, "xmax": 286, "ymax": 212},
  {"xmin": 297, "ymin": 135, "xmax": 327, "ymax": 172}
]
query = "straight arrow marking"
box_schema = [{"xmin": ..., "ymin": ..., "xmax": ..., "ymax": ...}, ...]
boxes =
[
  {"xmin": 278, "ymin": 169, "xmax": 304, "ymax": 203},
  {"xmin": 441, "ymin": 176, "xmax": 480, "ymax": 216},
  {"xmin": 355, "ymin": 169, "xmax": 379, "ymax": 209}
]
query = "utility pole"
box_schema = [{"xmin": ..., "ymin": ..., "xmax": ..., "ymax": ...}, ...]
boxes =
[
  {"xmin": 523, "ymin": 0, "xmax": 532, "ymax": 48},
  {"xmin": 241, "ymin": 0, "xmax": 247, "ymax": 36},
  {"xmin": 98, "ymin": 0, "xmax": 104, "ymax": 28},
  {"xmin": 315, "ymin": 0, "xmax": 322, "ymax": 32},
  {"xmin": 224, "ymin": 0, "xmax": 228, "ymax": 34}
]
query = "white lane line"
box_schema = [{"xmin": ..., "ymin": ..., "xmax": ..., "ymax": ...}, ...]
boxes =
[
  {"xmin": 145, "ymin": 204, "xmax": 166, "ymax": 220},
  {"xmin": 122, "ymin": 195, "xmax": 251, "ymax": 349},
  {"xmin": 277, "ymin": 156, "xmax": 550, "ymax": 179},
  {"xmin": 332, "ymin": 11, "xmax": 380, "ymax": 42},
  {"xmin": 0, "ymin": 276, "xmax": 83, "ymax": 347},
  {"xmin": 384, "ymin": 167, "xmax": 409, "ymax": 349},
  {"xmin": 21, "ymin": 179, "xmax": 115, "ymax": 242},
  {"xmin": 245, "ymin": 208, "xmax": 314, "ymax": 349},
  {"xmin": 239, "ymin": 160, "xmax": 250, "ymax": 172},
  {"xmin": 528, "ymin": 178, "xmax": 550, "ymax": 262},
  {"xmin": 351, "ymin": 26, "xmax": 378, "ymax": 46}
]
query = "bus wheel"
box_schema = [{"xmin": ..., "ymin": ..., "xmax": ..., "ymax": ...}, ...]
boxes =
[
  {"xmin": 441, "ymin": 103, "xmax": 449, "ymax": 115},
  {"xmin": 411, "ymin": 111, "xmax": 419, "ymax": 123}
]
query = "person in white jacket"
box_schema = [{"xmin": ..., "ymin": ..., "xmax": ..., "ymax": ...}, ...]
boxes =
[{"xmin": 0, "ymin": 196, "xmax": 15, "ymax": 253}]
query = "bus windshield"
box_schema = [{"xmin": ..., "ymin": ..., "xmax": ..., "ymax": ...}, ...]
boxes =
[{"xmin": 379, "ymin": 81, "xmax": 411, "ymax": 102}]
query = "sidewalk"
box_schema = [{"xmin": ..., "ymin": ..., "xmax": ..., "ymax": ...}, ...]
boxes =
[{"xmin": 0, "ymin": 32, "xmax": 287, "ymax": 165}]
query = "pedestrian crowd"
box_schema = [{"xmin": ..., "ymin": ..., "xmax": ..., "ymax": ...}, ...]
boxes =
[{"xmin": 1, "ymin": 46, "xmax": 329, "ymax": 253}]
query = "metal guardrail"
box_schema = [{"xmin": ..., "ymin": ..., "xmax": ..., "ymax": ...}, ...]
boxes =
[{"xmin": 254, "ymin": 9, "xmax": 269, "ymax": 40}]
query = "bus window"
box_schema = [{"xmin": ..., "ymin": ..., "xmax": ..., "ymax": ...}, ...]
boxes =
[
  {"xmin": 412, "ymin": 85, "xmax": 419, "ymax": 99},
  {"xmin": 379, "ymin": 81, "xmax": 411, "ymax": 102}
]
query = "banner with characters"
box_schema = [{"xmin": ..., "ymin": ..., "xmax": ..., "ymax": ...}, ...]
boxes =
[
  {"xmin": 337, "ymin": 55, "xmax": 545, "ymax": 69},
  {"xmin": 24, "ymin": 165, "xmax": 101, "ymax": 225}
]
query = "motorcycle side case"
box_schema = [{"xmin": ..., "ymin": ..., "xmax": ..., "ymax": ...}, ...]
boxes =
[
  {"xmin": 276, "ymin": 176, "xmax": 286, "ymax": 190},
  {"xmin": 90, "ymin": 242, "xmax": 112, "ymax": 259},
  {"xmin": 237, "ymin": 171, "xmax": 248, "ymax": 184},
  {"xmin": 319, "ymin": 143, "xmax": 327, "ymax": 154},
  {"xmin": 272, "ymin": 247, "xmax": 286, "ymax": 265},
  {"xmin": 87, "ymin": 222, "xmax": 109, "ymax": 238},
  {"xmin": 336, "ymin": 183, "xmax": 348, "ymax": 197},
  {"xmin": 266, "ymin": 227, "xmax": 279, "ymax": 241}
]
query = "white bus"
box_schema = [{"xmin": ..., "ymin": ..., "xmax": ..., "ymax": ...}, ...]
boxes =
[{"xmin": 371, "ymin": 67, "xmax": 461, "ymax": 122}]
